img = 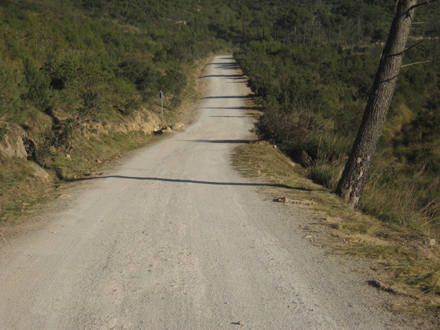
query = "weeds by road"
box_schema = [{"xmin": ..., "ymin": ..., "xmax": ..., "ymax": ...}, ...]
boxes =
[{"xmin": 233, "ymin": 138, "xmax": 440, "ymax": 322}]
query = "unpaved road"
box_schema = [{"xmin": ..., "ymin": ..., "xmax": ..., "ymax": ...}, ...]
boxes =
[{"xmin": 0, "ymin": 56, "xmax": 410, "ymax": 329}]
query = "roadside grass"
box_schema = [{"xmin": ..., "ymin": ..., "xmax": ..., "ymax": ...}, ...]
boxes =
[
  {"xmin": 0, "ymin": 130, "xmax": 162, "ymax": 225},
  {"xmin": 51, "ymin": 131, "xmax": 162, "ymax": 180},
  {"xmin": 232, "ymin": 139, "xmax": 440, "ymax": 319},
  {"xmin": 0, "ymin": 154, "xmax": 52, "ymax": 223},
  {"xmin": 0, "ymin": 54, "xmax": 216, "ymax": 229}
]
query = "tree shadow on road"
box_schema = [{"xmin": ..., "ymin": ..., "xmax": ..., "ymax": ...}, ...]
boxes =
[
  {"xmin": 203, "ymin": 96, "xmax": 251, "ymax": 99},
  {"xmin": 73, "ymin": 175, "xmax": 312, "ymax": 191},
  {"xmin": 200, "ymin": 74, "xmax": 244, "ymax": 79},
  {"xmin": 206, "ymin": 62, "xmax": 239, "ymax": 71},
  {"xmin": 209, "ymin": 116, "xmax": 254, "ymax": 118},
  {"xmin": 206, "ymin": 106, "xmax": 261, "ymax": 110},
  {"xmin": 181, "ymin": 139, "xmax": 254, "ymax": 144}
]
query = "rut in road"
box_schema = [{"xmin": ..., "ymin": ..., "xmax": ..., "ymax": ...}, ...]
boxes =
[{"xmin": 0, "ymin": 55, "xmax": 410, "ymax": 329}]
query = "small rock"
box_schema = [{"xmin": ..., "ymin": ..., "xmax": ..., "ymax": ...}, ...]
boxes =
[
  {"xmin": 28, "ymin": 162, "xmax": 50, "ymax": 182},
  {"xmin": 425, "ymin": 238, "xmax": 437, "ymax": 248},
  {"xmin": 238, "ymin": 321, "xmax": 244, "ymax": 326},
  {"xmin": 273, "ymin": 145, "xmax": 277, "ymax": 149},
  {"xmin": 173, "ymin": 123, "xmax": 185, "ymax": 130},
  {"xmin": 161, "ymin": 126, "xmax": 173, "ymax": 134},
  {"xmin": 66, "ymin": 154, "xmax": 70, "ymax": 159},
  {"xmin": 58, "ymin": 194, "xmax": 72, "ymax": 200}
]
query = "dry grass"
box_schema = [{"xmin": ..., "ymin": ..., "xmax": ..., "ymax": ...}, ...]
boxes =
[
  {"xmin": 232, "ymin": 140, "xmax": 440, "ymax": 320},
  {"xmin": 0, "ymin": 53, "xmax": 214, "ymax": 229},
  {"xmin": 0, "ymin": 154, "xmax": 55, "ymax": 244}
]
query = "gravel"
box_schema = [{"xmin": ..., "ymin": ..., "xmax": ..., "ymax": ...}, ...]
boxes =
[{"xmin": 0, "ymin": 55, "xmax": 412, "ymax": 329}]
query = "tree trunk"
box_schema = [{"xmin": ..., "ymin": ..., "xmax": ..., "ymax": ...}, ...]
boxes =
[
  {"xmin": 294, "ymin": 26, "xmax": 298, "ymax": 44},
  {"xmin": 356, "ymin": 17, "xmax": 362, "ymax": 47},
  {"xmin": 335, "ymin": 0, "xmax": 418, "ymax": 209},
  {"xmin": 303, "ymin": 23, "xmax": 307, "ymax": 44},
  {"xmin": 338, "ymin": 24, "xmax": 341, "ymax": 47},
  {"xmin": 328, "ymin": 25, "xmax": 332, "ymax": 47},
  {"xmin": 435, "ymin": 26, "xmax": 439, "ymax": 62}
]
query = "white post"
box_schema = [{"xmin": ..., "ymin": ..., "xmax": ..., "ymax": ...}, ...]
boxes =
[
  {"xmin": 161, "ymin": 91, "xmax": 164, "ymax": 123},
  {"xmin": 159, "ymin": 91, "xmax": 164, "ymax": 123}
]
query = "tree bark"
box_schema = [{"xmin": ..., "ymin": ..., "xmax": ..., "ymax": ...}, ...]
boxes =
[{"xmin": 335, "ymin": 0, "xmax": 418, "ymax": 209}]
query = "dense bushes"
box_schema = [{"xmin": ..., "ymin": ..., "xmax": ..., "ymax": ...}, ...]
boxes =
[
  {"xmin": 0, "ymin": 0, "xmax": 234, "ymax": 126},
  {"xmin": 235, "ymin": 2, "xmax": 440, "ymax": 235},
  {"xmin": 0, "ymin": 62, "xmax": 27, "ymax": 123},
  {"xmin": 0, "ymin": 0, "xmax": 232, "ymax": 124},
  {"xmin": 3, "ymin": 0, "xmax": 440, "ymax": 235},
  {"xmin": 254, "ymin": 107, "xmax": 352, "ymax": 190},
  {"xmin": 22, "ymin": 59, "xmax": 56, "ymax": 111},
  {"xmin": 0, "ymin": 0, "xmax": 235, "ymax": 181}
]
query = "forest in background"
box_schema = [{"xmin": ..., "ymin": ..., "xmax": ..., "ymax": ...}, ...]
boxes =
[
  {"xmin": 234, "ymin": 0, "xmax": 440, "ymax": 237},
  {"xmin": 1, "ymin": 0, "xmax": 440, "ymax": 238}
]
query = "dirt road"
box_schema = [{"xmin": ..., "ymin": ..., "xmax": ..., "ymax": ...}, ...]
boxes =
[{"xmin": 0, "ymin": 56, "xmax": 408, "ymax": 329}]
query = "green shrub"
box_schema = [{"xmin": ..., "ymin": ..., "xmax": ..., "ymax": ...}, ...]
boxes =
[
  {"xmin": 159, "ymin": 68, "xmax": 187, "ymax": 95},
  {"xmin": 0, "ymin": 124, "xmax": 8, "ymax": 141},
  {"xmin": 0, "ymin": 61, "xmax": 27, "ymax": 123},
  {"xmin": 44, "ymin": 57, "xmax": 80, "ymax": 91},
  {"xmin": 79, "ymin": 90, "xmax": 101, "ymax": 123},
  {"xmin": 118, "ymin": 56, "xmax": 158, "ymax": 101},
  {"xmin": 309, "ymin": 161, "xmax": 343, "ymax": 190},
  {"xmin": 22, "ymin": 59, "xmax": 57, "ymax": 111}
]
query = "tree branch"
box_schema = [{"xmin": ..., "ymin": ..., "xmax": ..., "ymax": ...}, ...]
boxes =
[
  {"xmin": 401, "ymin": 60, "xmax": 431, "ymax": 67},
  {"xmin": 408, "ymin": 0, "xmax": 440, "ymax": 11},
  {"xmin": 388, "ymin": 39, "xmax": 425, "ymax": 58}
]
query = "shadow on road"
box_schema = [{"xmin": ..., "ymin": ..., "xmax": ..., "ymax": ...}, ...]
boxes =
[
  {"xmin": 209, "ymin": 116, "xmax": 254, "ymax": 118},
  {"xmin": 182, "ymin": 139, "xmax": 254, "ymax": 144},
  {"xmin": 72, "ymin": 175, "xmax": 311, "ymax": 191},
  {"xmin": 203, "ymin": 96, "xmax": 251, "ymax": 99},
  {"xmin": 200, "ymin": 74, "xmax": 244, "ymax": 79},
  {"xmin": 207, "ymin": 62, "xmax": 238, "ymax": 68},
  {"xmin": 206, "ymin": 106, "xmax": 261, "ymax": 110}
]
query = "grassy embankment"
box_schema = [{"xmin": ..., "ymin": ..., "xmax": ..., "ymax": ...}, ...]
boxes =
[
  {"xmin": 0, "ymin": 54, "xmax": 216, "ymax": 223},
  {"xmin": 0, "ymin": 0, "xmax": 231, "ymax": 224},
  {"xmin": 233, "ymin": 105, "xmax": 440, "ymax": 319},
  {"xmin": 231, "ymin": 2, "xmax": 440, "ymax": 317}
]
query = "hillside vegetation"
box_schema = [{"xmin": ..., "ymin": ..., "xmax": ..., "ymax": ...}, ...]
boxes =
[
  {"xmin": 2, "ymin": 0, "xmax": 440, "ymax": 239},
  {"xmin": 234, "ymin": 0, "xmax": 440, "ymax": 238},
  {"xmin": 0, "ymin": 0, "xmax": 239, "ymax": 217},
  {"xmin": 2, "ymin": 0, "xmax": 440, "ymax": 318}
]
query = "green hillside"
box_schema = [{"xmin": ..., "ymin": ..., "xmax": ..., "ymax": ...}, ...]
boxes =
[
  {"xmin": 0, "ymin": 0, "xmax": 233, "ymax": 126},
  {"xmin": 234, "ymin": 0, "xmax": 440, "ymax": 237},
  {"xmin": 2, "ymin": 0, "xmax": 440, "ymax": 238},
  {"xmin": 0, "ymin": 0, "xmax": 237, "ymax": 215}
]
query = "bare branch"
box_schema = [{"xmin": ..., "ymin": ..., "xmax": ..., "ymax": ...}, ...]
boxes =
[
  {"xmin": 388, "ymin": 39, "xmax": 425, "ymax": 58},
  {"xmin": 401, "ymin": 60, "xmax": 431, "ymax": 67},
  {"xmin": 408, "ymin": 0, "xmax": 440, "ymax": 11}
]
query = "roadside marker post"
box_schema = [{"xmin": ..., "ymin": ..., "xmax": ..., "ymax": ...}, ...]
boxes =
[{"xmin": 159, "ymin": 91, "xmax": 165, "ymax": 123}]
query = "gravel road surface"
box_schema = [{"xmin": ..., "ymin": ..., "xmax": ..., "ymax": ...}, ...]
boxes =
[{"xmin": 0, "ymin": 56, "xmax": 409, "ymax": 329}]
